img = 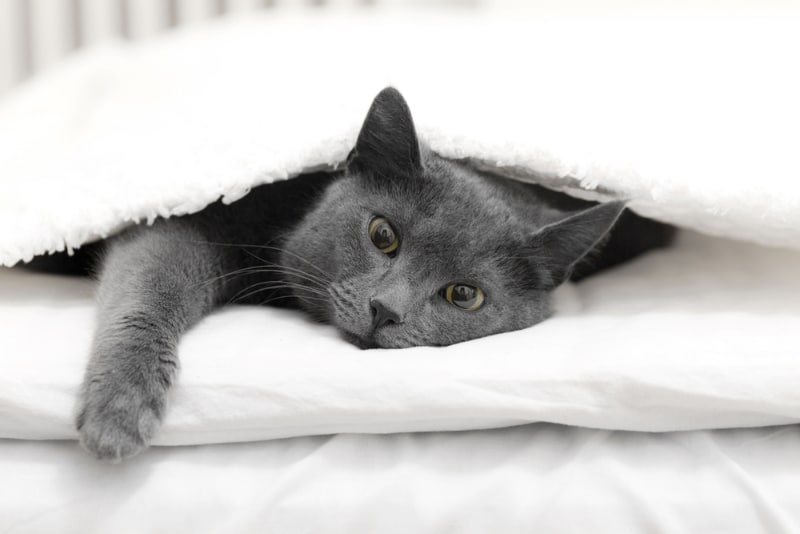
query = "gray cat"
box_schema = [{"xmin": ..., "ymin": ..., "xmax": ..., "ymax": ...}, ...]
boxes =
[{"xmin": 63, "ymin": 87, "xmax": 674, "ymax": 461}]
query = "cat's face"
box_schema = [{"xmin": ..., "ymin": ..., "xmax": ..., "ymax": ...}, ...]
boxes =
[{"xmin": 283, "ymin": 88, "xmax": 624, "ymax": 348}]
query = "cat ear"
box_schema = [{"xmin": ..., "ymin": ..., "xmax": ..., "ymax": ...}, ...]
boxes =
[
  {"xmin": 347, "ymin": 87, "xmax": 422, "ymax": 178},
  {"xmin": 527, "ymin": 201, "xmax": 626, "ymax": 289}
]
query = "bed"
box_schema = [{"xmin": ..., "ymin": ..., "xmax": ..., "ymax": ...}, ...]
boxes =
[
  {"xmin": 2, "ymin": 425, "xmax": 800, "ymax": 532},
  {"xmin": 2, "ymin": 4, "xmax": 800, "ymax": 532}
]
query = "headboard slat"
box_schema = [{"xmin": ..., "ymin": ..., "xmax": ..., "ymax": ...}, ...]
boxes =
[
  {"xmin": 175, "ymin": 0, "xmax": 218, "ymax": 24},
  {"xmin": 77, "ymin": 0, "xmax": 120, "ymax": 46},
  {"xmin": 29, "ymin": 0, "xmax": 76, "ymax": 73},
  {"xmin": 125, "ymin": 0, "xmax": 170, "ymax": 39},
  {"xmin": 0, "ymin": 0, "xmax": 23, "ymax": 92},
  {"xmin": 0, "ymin": 0, "xmax": 471, "ymax": 99}
]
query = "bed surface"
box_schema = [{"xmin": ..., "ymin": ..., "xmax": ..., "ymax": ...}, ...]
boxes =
[{"xmin": 2, "ymin": 424, "xmax": 799, "ymax": 533}]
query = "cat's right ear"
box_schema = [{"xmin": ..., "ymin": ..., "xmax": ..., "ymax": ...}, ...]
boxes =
[{"xmin": 347, "ymin": 87, "xmax": 422, "ymax": 179}]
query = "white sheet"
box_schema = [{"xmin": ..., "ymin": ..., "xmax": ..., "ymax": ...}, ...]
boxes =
[
  {"xmin": 2, "ymin": 12, "xmax": 800, "ymax": 268},
  {"xmin": 2, "ymin": 424, "xmax": 799, "ymax": 533},
  {"xmin": 3, "ymin": 230, "xmax": 800, "ymax": 444}
]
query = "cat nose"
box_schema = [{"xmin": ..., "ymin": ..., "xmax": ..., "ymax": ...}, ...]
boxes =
[{"xmin": 369, "ymin": 298, "xmax": 402, "ymax": 330}]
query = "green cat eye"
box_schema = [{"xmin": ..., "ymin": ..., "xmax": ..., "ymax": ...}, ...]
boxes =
[
  {"xmin": 369, "ymin": 216, "xmax": 399, "ymax": 254},
  {"xmin": 444, "ymin": 284, "xmax": 485, "ymax": 311}
]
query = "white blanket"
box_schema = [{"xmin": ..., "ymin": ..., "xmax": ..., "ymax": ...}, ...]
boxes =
[
  {"xmin": 1, "ymin": 12, "xmax": 800, "ymax": 266},
  {"xmin": 1, "ymin": 12, "xmax": 799, "ymax": 443}
]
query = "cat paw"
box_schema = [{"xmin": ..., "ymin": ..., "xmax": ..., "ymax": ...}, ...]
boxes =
[{"xmin": 76, "ymin": 388, "xmax": 162, "ymax": 463}]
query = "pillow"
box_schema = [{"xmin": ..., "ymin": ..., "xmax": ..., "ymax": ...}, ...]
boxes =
[{"xmin": 3, "ymin": 231, "xmax": 800, "ymax": 443}]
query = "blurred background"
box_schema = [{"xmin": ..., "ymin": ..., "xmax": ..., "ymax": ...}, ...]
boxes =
[{"xmin": 2, "ymin": 0, "xmax": 800, "ymax": 100}]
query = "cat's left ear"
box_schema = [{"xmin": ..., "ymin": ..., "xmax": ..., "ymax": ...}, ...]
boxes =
[
  {"xmin": 526, "ymin": 201, "xmax": 626, "ymax": 289},
  {"xmin": 347, "ymin": 87, "xmax": 422, "ymax": 179}
]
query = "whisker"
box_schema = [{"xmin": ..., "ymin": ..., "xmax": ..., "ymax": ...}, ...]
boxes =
[
  {"xmin": 234, "ymin": 285, "xmax": 328, "ymax": 306},
  {"xmin": 256, "ymin": 260, "xmax": 332, "ymax": 286},
  {"xmin": 241, "ymin": 246, "xmax": 333, "ymax": 283},
  {"xmin": 258, "ymin": 293, "xmax": 328, "ymax": 308},
  {"xmin": 190, "ymin": 240, "xmax": 333, "ymax": 280},
  {"xmin": 197, "ymin": 262, "xmax": 330, "ymax": 293},
  {"xmin": 184, "ymin": 240, "xmax": 334, "ymax": 293},
  {"xmin": 244, "ymin": 280, "xmax": 328, "ymax": 298},
  {"xmin": 227, "ymin": 266, "xmax": 328, "ymax": 290},
  {"xmin": 194, "ymin": 265, "xmax": 269, "ymax": 288},
  {"xmin": 241, "ymin": 250, "xmax": 331, "ymax": 286},
  {"xmin": 229, "ymin": 281, "xmax": 328, "ymax": 304}
]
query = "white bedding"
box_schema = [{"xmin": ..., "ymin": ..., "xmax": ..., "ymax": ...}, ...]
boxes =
[
  {"xmin": 1, "ymin": 10, "xmax": 799, "ymax": 532},
  {"xmin": 1, "ymin": 10, "xmax": 799, "ymax": 446},
  {"xmin": 2, "ymin": 424, "xmax": 800, "ymax": 533},
  {"xmin": 3, "ymin": 230, "xmax": 800, "ymax": 444},
  {"xmin": 1, "ymin": 12, "xmax": 800, "ymax": 267}
]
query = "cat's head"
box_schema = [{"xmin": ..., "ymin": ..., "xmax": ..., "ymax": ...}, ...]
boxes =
[{"xmin": 283, "ymin": 88, "xmax": 624, "ymax": 348}]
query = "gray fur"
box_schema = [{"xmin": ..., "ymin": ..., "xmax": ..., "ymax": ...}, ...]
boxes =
[
  {"xmin": 282, "ymin": 154, "xmax": 624, "ymax": 349},
  {"xmin": 78, "ymin": 222, "xmax": 223, "ymax": 461},
  {"xmin": 76, "ymin": 87, "xmax": 667, "ymax": 461}
]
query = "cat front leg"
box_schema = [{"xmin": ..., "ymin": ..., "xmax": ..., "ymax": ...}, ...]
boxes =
[{"xmin": 76, "ymin": 222, "xmax": 224, "ymax": 462}]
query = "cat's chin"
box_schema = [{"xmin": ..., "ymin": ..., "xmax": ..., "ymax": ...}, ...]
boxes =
[
  {"xmin": 341, "ymin": 331, "xmax": 379, "ymax": 350},
  {"xmin": 340, "ymin": 329, "xmax": 415, "ymax": 350}
]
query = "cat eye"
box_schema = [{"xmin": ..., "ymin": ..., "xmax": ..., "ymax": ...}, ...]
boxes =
[
  {"xmin": 369, "ymin": 216, "xmax": 399, "ymax": 254},
  {"xmin": 443, "ymin": 284, "xmax": 485, "ymax": 311}
]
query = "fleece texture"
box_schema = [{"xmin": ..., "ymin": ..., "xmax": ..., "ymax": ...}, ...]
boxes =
[{"xmin": 1, "ymin": 12, "xmax": 800, "ymax": 267}]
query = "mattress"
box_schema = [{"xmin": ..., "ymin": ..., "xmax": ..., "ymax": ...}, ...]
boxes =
[{"xmin": 2, "ymin": 424, "xmax": 799, "ymax": 533}]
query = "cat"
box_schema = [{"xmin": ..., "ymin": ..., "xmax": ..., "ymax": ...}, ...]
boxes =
[{"xmin": 59, "ymin": 87, "xmax": 674, "ymax": 461}]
